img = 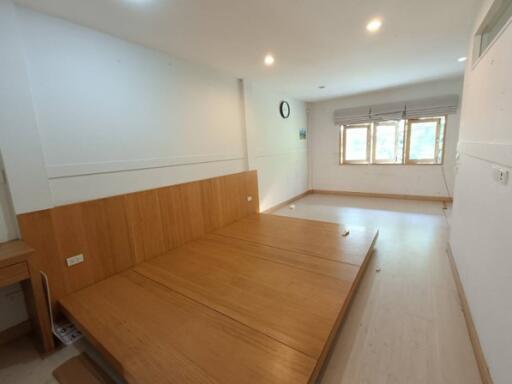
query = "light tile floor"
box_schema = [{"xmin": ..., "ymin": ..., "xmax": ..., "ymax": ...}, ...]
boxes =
[{"xmin": 273, "ymin": 194, "xmax": 480, "ymax": 384}]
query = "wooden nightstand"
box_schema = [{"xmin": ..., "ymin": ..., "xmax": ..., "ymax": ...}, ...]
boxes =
[{"xmin": 0, "ymin": 240, "xmax": 54, "ymax": 353}]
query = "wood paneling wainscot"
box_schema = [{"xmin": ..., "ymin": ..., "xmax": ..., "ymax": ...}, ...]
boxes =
[{"xmin": 17, "ymin": 171, "xmax": 260, "ymax": 309}]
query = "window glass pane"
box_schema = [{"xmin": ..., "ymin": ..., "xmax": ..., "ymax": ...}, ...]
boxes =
[
  {"xmin": 345, "ymin": 127, "xmax": 368, "ymax": 161},
  {"xmin": 375, "ymin": 124, "xmax": 395, "ymax": 161},
  {"xmin": 478, "ymin": 0, "xmax": 512, "ymax": 56},
  {"xmin": 374, "ymin": 121, "xmax": 405, "ymax": 163},
  {"xmin": 409, "ymin": 121, "xmax": 437, "ymax": 160}
]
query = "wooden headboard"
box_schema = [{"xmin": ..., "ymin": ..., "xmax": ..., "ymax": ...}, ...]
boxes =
[{"xmin": 17, "ymin": 171, "xmax": 259, "ymax": 306}]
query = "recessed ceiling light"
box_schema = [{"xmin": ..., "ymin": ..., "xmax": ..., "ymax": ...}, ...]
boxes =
[
  {"xmin": 458, "ymin": 56, "xmax": 467, "ymax": 62},
  {"xmin": 366, "ymin": 18, "xmax": 383, "ymax": 33},
  {"xmin": 125, "ymin": 0, "xmax": 152, "ymax": 5},
  {"xmin": 264, "ymin": 54, "xmax": 275, "ymax": 66}
]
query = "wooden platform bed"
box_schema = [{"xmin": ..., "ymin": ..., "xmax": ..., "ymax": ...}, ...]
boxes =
[{"xmin": 19, "ymin": 172, "xmax": 377, "ymax": 384}]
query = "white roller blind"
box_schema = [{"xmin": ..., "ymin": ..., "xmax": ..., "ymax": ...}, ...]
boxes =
[
  {"xmin": 333, "ymin": 95, "xmax": 459, "ymax": 125},
  {"xmin": 405, "ymin": 95, "xmax": 459, "ymax": 118},
  {"xmin": 370, "ymin": 102, "xmax": 405, "ymax": 121},
  {"xmin": 334, "ymin": 106, "xmax": 371, "ymax": 125}
]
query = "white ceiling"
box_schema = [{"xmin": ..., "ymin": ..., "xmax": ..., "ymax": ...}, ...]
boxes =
[{"xmin": 15, "ymin": 0, "xmax": 482, "ymax": 101}]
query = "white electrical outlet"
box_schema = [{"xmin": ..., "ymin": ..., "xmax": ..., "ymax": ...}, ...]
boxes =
[
  {"xmin": 66, "ymin": 254, "xmax": 84, "ymax": 267},
  {"xmin": 492, "ymin": 167, "xmax": 509, "ymax": 185}
]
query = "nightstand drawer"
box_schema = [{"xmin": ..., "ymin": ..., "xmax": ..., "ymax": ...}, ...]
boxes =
[{"xmin": 0, "ymin": 262, "xmax": 30, "ymax": 287}]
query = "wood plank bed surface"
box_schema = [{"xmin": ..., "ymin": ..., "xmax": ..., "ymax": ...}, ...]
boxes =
[
  {"xmin": 60, "ymin": 213, "xmax": 378, "ymax": 384},
  {"xmin": 214, "ymin": 214, "xmax": 377, "ymax": 266}
]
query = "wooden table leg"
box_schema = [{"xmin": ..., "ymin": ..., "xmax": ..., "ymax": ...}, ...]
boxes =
[{"xmin": 23, "ymin": 257, "xmax": 55, "ymax": 353}]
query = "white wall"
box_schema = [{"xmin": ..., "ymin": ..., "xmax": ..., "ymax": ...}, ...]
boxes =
[
  {"xmin": 309, "ymin": 77, "xmax": 463, "ymax": 197},
  {"xmin": 0, "ymin": 0, "xmax": 47, "ymax": 333},
  {"xmin": 15, "ymin": 7, "xmax": 247, "ymax": 208},
  {"xmin": 244, "ymin": 82, "xmax": 309, "ymax": 211},
  {"xmin": 450, "ymin": 1, "xmax": 512, "ymax": 383},
  {"xmin": 0, "ymin": 0, "xmax": 53, "ymax": 215},
  {"xmin": 0, "ymin": 153, "xmax": 24, "ymax": 334}
]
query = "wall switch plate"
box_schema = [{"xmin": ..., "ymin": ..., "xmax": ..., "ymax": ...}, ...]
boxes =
[
  {"xmin": 66, "ymin": 254, "xmax": 84, "ymax": 267},
  {"xmin": 493, "ymin": 167, "xmax": 509, "ymax": 185}
]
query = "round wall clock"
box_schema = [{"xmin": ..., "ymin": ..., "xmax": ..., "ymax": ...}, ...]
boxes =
[{"xmin": 279, "ymin": 101, "xmax": 291, "ymax": 119}]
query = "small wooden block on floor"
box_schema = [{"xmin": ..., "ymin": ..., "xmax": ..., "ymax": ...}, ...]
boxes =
[{"xmin": 53, "ymin": 353, "xmax": 115, "ymax": 384}]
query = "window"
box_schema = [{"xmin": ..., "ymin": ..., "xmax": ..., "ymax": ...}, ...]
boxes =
[
  {"xmin": 474, "ymin": 0, "xmax": 512, "ymax": 60},
  {"xmin": 405, "ymin": 118, "xmax": 443, "ymax": 164},
  {"xmin": 341, "ymin": 124, "xmax": 370, "ymax": 164},
  {"xmin": 340, "ymin": 116, "xmax": 446, "ymax": 165},
  {"xmin": 372, "ymin": 120, "xmax": 404, "ymax": 164}
]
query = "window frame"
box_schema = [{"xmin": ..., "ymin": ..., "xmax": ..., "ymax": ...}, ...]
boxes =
[
  {"xmin": 404, "ymin": 117, "xmax": 443, "ymax": 165},
  {"xmin": 371, "ymin": 120, "xmax": 403, "ymax": 165},
  {"xmin": 473, "ymin": 0, "xmax": 512, "ymax": 63},
  {"xmin": 341, "ymin": 123, "xmax": 372, "ymax": 165},
  {"xmin": 339, "ymin": 116, "xmax": 447, "ymax": 166}
]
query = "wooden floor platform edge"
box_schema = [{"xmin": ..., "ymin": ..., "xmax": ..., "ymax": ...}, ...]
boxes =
[
  {"xmin": 309, "ymin": 230, "xmax": 379, "ymax": 383},
  {"xmin": 446, "ymin": 243, "xmax": 493, "ymax": 384}
]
